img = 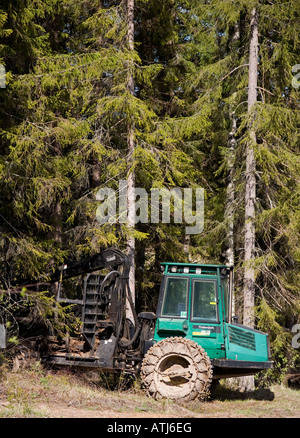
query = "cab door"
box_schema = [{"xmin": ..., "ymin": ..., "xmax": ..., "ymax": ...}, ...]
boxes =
[{"xmin": 188, "ymin": 278, "xmax": 226, "ymax": 359}]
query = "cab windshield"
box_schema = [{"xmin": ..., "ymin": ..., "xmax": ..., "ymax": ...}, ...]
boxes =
[{"xmin": 161, "ymin": 277, "xmax": 188, "ymax": 318}]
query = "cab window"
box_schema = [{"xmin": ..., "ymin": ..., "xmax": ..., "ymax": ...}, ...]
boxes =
[
  {"xmin": 221, "ymin": 277, "xmax": 229, "ymax": 322},
  {"xmin": 161, "ymin": 277, "xmax": 188, "ymax": 318},
  {"xmin": 191, "ymin": 280, "xmax": 217, "ymax": 322}
]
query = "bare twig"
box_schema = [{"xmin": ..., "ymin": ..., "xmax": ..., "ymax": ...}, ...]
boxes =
[
  {"xmin": 221, "ymin": 64, "xmax": 249, "ymax": 82},
  {"xmin": 257, "ymin": 86, "xmax": 274, "ymax": 96}
]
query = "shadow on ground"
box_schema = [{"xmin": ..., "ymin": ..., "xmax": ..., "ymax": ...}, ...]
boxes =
[{"xmin": 211, "ymin": 384, "xmax": 275, "ymax": 401}]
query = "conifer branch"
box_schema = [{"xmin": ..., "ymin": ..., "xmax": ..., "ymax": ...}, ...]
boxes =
[
  {"xmin": 221, "ymin": 64, "xmax": 249, "ymax": 82},
  {"xmin": 257, "ymin": 86, "xmax": 274, "ymax": 96}
]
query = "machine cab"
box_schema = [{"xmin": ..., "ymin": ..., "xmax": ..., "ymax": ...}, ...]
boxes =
[
  {"xmin": 154, "ymin": 262, "xmax": 233, "ymax": 359},
  {"xmin": 154, "ymin": 262, "xmax": 271, "ymax": 367},
  {"xmin": 160, "ymin": 275, "xmax": 220, "ymax": 322}
]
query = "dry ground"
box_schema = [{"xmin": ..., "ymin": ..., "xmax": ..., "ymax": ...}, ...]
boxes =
[{"xmin": 0, "ymin": 363, "xmax": 299, "ymax": 418}]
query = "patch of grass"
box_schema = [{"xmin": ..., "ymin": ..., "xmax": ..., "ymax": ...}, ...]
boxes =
[
  {"xmin": 187, "ymin": 383, "xmax": 300, "ymax": 417},
  {"xmin": 0, "ymin": 402, "xmax": 50, "ymax": 418},
  {"xmin": 0, "ymin": 363, "xmax": 299, "ymax": 418}
]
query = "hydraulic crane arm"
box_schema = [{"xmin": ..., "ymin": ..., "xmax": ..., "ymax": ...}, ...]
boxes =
[{"xmin": 22, "ymin": 247, "xmax": 130, "ymax": 287}]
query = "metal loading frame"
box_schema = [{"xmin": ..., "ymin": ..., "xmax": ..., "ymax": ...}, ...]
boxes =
[{"xmin": 43, "ymin": 353, "xmax": 143, "ymax": 370}]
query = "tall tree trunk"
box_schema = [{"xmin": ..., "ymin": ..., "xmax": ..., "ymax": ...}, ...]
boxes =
[
  {"xmin": 225, "ymin": 110, "xmax": 236, "ymax": 317},
  {"xmin": 126, "ymin": 0, "xmax": 136, "ymax": 323},
  {"xmin": 51, "ymin": 200, "xmax": 62, "ymax": 330},
  {"xmin": 242, "ymin": 7, "xmax": 259, "ymax": 391},
  {"xmin": 91, "ymin": 1, "xmax": 103, "ymax": 190},
  {"xmin": 225, "ymin": 110, "xmax": 236, "ymax": 268},
  {"xmin": 243, "ymin": 7, "xmax": 258, "ymax": 328},
  {"xmin": 91, "ymin": 158, "xmax": 101, "ymax": 188},
  {"xmin": 50, "ymin": 139, "xmax": 63, "ymax": 304},
  {"xmin": 183, "ymin": 234, "xmax": 190, "ymax": 261},
  {"xmin": 225, "ymin": 21, "xmax": 240, "ymax": 317}
]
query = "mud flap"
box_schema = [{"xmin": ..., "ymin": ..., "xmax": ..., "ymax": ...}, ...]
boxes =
[{"xmin": 96, "ymin": 335, "xmax": 117, "ymax": 368}]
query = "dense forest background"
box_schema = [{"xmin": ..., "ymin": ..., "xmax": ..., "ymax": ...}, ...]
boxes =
[{"xmin": 0, "ymin": 0, "xmax": 299, "ymax": 384}]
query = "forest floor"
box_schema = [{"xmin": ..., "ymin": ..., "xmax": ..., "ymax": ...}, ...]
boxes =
[{"xmin": 0, "ymin": 363, "xmax": 299, "ymax": 419}]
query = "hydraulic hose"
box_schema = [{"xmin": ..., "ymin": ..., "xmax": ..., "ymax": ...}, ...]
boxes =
[
  {"xmin": 117, "ymin": 279, "xmax": 141, "ymax": 348},
  {"xmin": 98, "ymin": 270, "xmax": 120, "ymax": 297}
]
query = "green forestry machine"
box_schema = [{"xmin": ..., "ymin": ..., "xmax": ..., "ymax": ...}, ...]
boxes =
[{"xmin": 2, "ymin": 247, "xmax": 273, "ymax": 401}]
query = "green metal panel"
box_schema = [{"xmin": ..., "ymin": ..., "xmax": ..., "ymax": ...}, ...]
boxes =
[
  {"xmin": 154, "ymin": 319, "xmax": 226, "ymax": 359},
  {"xmin": 225, "ymin": 323, "xmax": 270, "ymax": 362},
  {"xmin": 155, "ymin": 318, "xmax": 188, "ymax": 336},
  {"xmin": 228, "ymin": 325, "xmax": 256, "ymax": 350}
]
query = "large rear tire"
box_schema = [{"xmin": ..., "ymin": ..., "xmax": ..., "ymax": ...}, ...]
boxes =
[{"xmin": 140, "ymin": 337, "xmax": 212, "ymax": 401}]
